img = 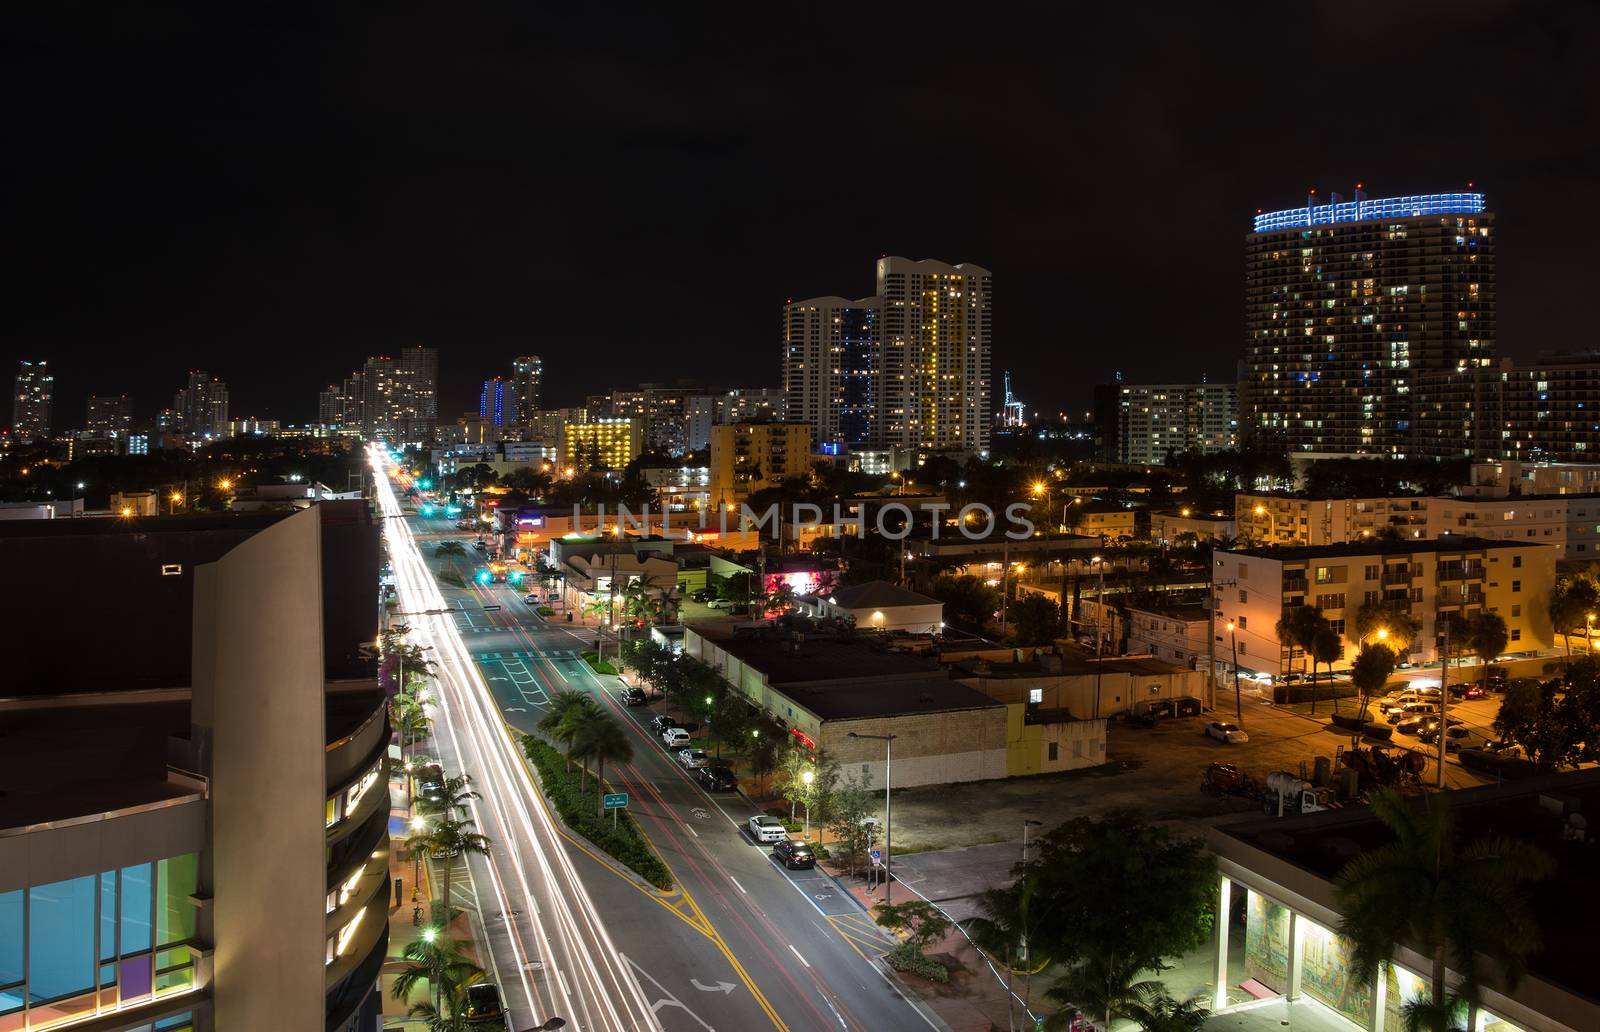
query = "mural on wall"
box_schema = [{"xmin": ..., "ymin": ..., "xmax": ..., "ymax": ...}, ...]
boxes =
[
  {"xmin": 1300, "ymin": 919, "xmax": 1374, "ymax": 1027},
  {"xmin": 1243, "ymin": 890, "xmax": 1289, "ymax": 992}
]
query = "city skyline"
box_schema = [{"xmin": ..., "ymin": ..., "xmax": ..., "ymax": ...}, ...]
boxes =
[{"xmin": 7, "ymin": 7, "xmax": 1598, "ymax": 425}]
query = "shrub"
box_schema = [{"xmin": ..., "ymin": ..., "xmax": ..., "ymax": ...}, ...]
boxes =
[
  {"xmin": 521, "ymin": 736, "xmax": 673, "ymax": 889},
  {"xmin": 537, "ymin": 606, "xmax": 554, "ymax": 616},
  {"xmin": 1361, "ymin": 723, "xmax": 1394, "ymax": 741},
  {"xmin": 580, "ymin": 651, "xmax": 618, "ymax": 675},
  {"xmin": 884, "ymin": 942, "xmax": 950, "ymax": 983},
  {"xmin": 1457, "ymin": 747, "xmax": 1544, "ymax": 780},
  {"xmin": 1330, "ymin": 714, "xmax": 1367, "ymax": 732},
  {"xmin": 1272, "ymin": 683, "xmax": 1361, "ymax": 704},
  {"xmin": 437, "ymin": 570, "xmax": 465, "ymax": 588}
]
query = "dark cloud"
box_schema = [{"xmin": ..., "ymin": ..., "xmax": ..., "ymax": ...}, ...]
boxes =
[{"xmin": 4, "ymin": 3, "xmax": 1597, "ymax": 425}]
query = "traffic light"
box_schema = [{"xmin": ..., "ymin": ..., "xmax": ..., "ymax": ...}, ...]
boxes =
[
  {"xmin": 422, "ymin": 505, "xmax": 435, "ymax": 516},
  {"xmin": 476, "ymin": 569, "xmax": 491, "ymax": 585},
  {"xmin": 419, "ymin": 479, "xmax": 432, "ymax": 489}
]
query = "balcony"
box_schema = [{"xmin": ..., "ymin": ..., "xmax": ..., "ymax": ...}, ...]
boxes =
[
  {"xmin": 1438, "ymin": 562, "xmax": 1485, "ymax": 581},
  {"xmin": 1438, "ymin": 587, "xmax": 1486, "ymax": 609},
  {"xmin": 1380, "ymin": 571, "xmax": 1411, "ymax": 586},
  {"xmin": 1282, "ymin": 577, "xmax": 1309, "ymax": 594}
]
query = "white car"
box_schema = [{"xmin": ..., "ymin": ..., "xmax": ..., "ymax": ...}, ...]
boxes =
[
  {"xmin": 706, "ymin": 598, "xmax": 733, "ymax": 610},
  {"xmin": 1206, "ymin": 721, "xmax": 1249, "ymax": 744},
  {"xmin": 677, "ymin": 748, "xmax": 712, "ymax": 769},
  {"xmin": 747, "ymin": 815, "xmax": 787, "ymax": 843}
]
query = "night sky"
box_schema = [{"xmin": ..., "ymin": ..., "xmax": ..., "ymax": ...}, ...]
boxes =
[{"xmin": 6, "ymin": 4, "xmax": 1598, "ymax": 427}]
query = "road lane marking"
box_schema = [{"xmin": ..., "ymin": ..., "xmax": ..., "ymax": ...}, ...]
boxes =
[
  {"xmin": 787, "ymin": 944, "xmax": 810, "ymax": 968},
  {"xmin": 729, "ymin": 876, "xmax": 746, "ymax": 894},
  {"xmin": 688, "ymin": 825, "xmax": 699, "ymax": 838}
]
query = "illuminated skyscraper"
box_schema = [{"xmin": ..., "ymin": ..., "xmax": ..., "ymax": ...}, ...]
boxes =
[
  {"xmin": 173, "ymin": 370, "xmax": 230, "ymax": 440},
  {"xmin": 784, "ymin": 297, "xmax": 878, "ymax": 450},
  {"xmin": 396, "ymin": 344, "xmax": 439, "ymax": 439},
  {"xmin": 512, "ymin": 355, "xmax": 543, "ymax": 424},
  {"xmin": 480, "ymin": 376, "xmax": 513, "ymax": 427},
  {"xmin": 11, "ymin": 359, "xmax": 53, "ymax": 443},
  {"xmin": 1243, "ymin": 188, "xmax": 1495, "ymax": 456},
  {"xmin": 85, "ymin": 394, "xmax": 133, "ymax": 436},
  {"xmin": 877, "ymin": 257, "xmax": 992, "ymax": 457}
]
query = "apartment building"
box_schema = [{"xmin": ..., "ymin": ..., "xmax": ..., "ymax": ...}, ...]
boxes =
[
  {"xmin": 1151, "ymin": 510, "xmax": 1236, "ymax": 544},
  {"xmin": 1234, "ymin": 493, "xmax": 1429, "ymax": 546},
  {"xmin": 560, "ymin": 417, "xmax": 644, "ymax": 470},
  {"xmin": 1212, "ymin": 538, "xmax": 1554, "ymax": 675},
  {"xmin": 707, "ymin": 421, "xmax": 812, "ymax": 507},
  {"xmin": 1430, "ymin": 495, "xmax": 1600, "ymax": 563}
]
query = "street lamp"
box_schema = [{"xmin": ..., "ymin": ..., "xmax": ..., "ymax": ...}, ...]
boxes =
[
  {"xmin": 801, "ymin": 769, "xmax": 815, "ymax": 839},
  {"xmin": 847, "ymin": 732, "xmax": 897, "ymax": 903}
]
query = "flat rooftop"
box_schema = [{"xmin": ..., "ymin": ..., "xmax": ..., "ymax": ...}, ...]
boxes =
[
  {"xmin": 1213, "ymin": 768, "xmax": 1600, "ymax": 1007},
  {"xmin": 1225, "ymin": 537, "xmax": 1543, "ymax": 561}
]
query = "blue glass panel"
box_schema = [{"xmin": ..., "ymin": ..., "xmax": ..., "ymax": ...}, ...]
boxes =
[
  {"xmin": 155, "ymin": 1012, "xmax": 195, "ymax": 1030},
  {"xmin": 121, "ymin": 863, "xmax": 153, "ymax": 955},
  {"xmin": 101, "ymin": 961, "xmax": 117, "ymax": 987},
  {"xmin": 101, "ymin": 870, "xmax": 117, "ymax": 961},
  {"xmin": 0, "ymin": 889, "xmax": 20, "ymax": 987},
  {"xmin": 28, "ymin": 875, "xmax": 96, "ymax": 1002}
]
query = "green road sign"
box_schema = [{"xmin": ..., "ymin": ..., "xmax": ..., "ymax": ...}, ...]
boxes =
[{"xmin": 603, "ymin": 793, "xmax": 629, "ymax": 810}]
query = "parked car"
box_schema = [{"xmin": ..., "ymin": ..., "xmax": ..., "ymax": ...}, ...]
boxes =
[
  {"xmin": 414, "ymin": 763, "xmax": 445, "ymax": 808},
  {"xmin": 523, "ymin": 593, "xmax": 540, "ymax": 605},
  {"xmin": 1448, "ymin": 682, "xmax": 1486, "ymax": 700},
  {"xmin": 472, "ymin": 541, "xmax": 487, "ymax": 551},
  {"xmin": 649, "ymin": 714, "xmax": 676, "ymax": 734},
  {"xmin": 621, "ymin": 686, "xmax": 649, "ymax": 706},
  {"xmin": 691, "ymin": 587, "xmax": 716, "ymax": 602},
  {"xmin": 677, "ymin": 748, "xmax": 712, "ymax": 769},
  {"xmin": 1420, "ymin": 725, "xmax": 1473, "ymax": 750},
  {"xmin": 661, "ymin": 727, "xmax": 690, "ymax": 747},
  {"xmin": 747, "ymin": 815, "xmax": 787, "ymax": 843},
  {"xmin": 697, "ymin": 766, "xmax": 737, "ymax": 791},
  {"xmin": 1205, "ymin": 721, "xmax": 1249, "ymax": 744},
  {"xmin": 1395, "ymin": 716, "xmax": 1437, "ymax": 736},
  {"xmin": 706, "ymin": 597, "xmax": 733, "ymax": 610},
  {"xmin": 1385, "ymin": 702, "xmax": 1438, "ymax": 725},
  {"xmin": 462, "ymin": 981, "xmax": 507, "ymax": 1028},
  {"xmin": 772, "ymin": 839, "xmax": 816, "ymax": 869}
]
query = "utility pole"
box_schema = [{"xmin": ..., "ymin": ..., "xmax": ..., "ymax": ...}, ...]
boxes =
[
  {"xmin": 848, "ymin": 732, "xmax": 896, "ymax": 904},
  {"xmin": 1228, "ymin": 620, "xmax": 1243, "ymax": 722},
  {"xmin": 1437, "ymin": 616, "xmax": 1450, "ymax": 789}
]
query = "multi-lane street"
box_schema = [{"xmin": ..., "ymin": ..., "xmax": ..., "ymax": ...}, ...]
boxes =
[{"xmin": 375, "ymin": 449, "xmax": 947, "ymax": 1032}]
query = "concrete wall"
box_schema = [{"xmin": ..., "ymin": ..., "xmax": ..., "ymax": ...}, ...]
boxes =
[
  {"xmin": 818, "ymin": 709, "xmax": 1008, "ymax": 790},
  {"xmin": 960, "ymin": 667, "xmax": 1206, "ymax": 718},
  {"xmin": 1004, "ymin": 706, "xmax": 1107, "ymax": 775},
  {"xmin": 194, "ymin": 507, "xmax": 326, "ymax": 1032}
]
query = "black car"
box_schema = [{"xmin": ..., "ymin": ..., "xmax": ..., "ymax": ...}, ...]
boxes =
[
  {"xmin": 414, "ymin": 763, "xmax": 446, "ymax": 808},
  {"xmin": 772, "ymin": 839, "xmax": 815, "ymax": 869},
  {"xmin": 462, "ymin": 982, "xmax": 507, "ymax": 1028},
  {"xmin": 649, "ymin": 714, "xmax": 676, "ymax": 734},
  {"xmin": 621, "ymin": 687, "xmax": 649, "ymax": 706},
  {"xmin": 691, "ymin": 587, "xmax": 716, "ymax": 602},
  {"xmin": 697, "ymin": 766, "xmax": 737, "ymax": 791}
]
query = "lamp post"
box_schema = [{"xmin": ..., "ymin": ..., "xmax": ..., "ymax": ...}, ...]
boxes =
[
  {"xmin": 848, "ymin": 732, "xmax": 896, "ymax": 903},
  {"xmin": 1226, "ymin": 620, "xmax": 1243, "ymax": 722},
  {"xmin": 1587, "ymin": 613, "xmax": 1595, "ymax": 652},
  {"xmin": 409, "ymin": 815, "xmax": 427, "ymax": 918},
  {"xmin": 1022, "ymin": 818, "xmax": 1043, "ymax": 865}
]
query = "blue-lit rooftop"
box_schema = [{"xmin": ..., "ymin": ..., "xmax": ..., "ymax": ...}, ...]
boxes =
[{"xmin": 1252, "ymin": 192, "xmax": 1486, "ymax": 233}]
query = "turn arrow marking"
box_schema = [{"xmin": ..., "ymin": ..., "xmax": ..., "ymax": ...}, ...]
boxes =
[{"xmin": 690, "ymin": 978, "xmax": 738, "ymax": 995}]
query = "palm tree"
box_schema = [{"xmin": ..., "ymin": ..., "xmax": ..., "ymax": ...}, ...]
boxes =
[
  {"xmin": 967, "ymin": 877, "xmax": 1050, "ymax": 1031},
  {"xmin": 1462, "ymin": 611, "xmax": 1508, "ymax": 690},
  {"xmin": 1334, "ymin": 790, "xmax": 1553, "ymax": 1032},
  {"xmin": 571, "ymin": 710, "xmax": 634, "ymax": 816},
  {"xmin": 1275, "ymin": 605, "xmax": 1325, "ymax": 680},
  {"xmin": 429, "ymin": 813, "xmax": 491, "ymax": 924},
  {"xmin": 419, "ymin": 774, "xmax": 479, "ymax": 819},
  {"xmin": 1355, "ymin": 600, "xmax": 1423, "ymax": 656},
  {"xmin": 1044, "ymin": 952, "xmax": 1159, "ymax": 1032},
  {"xmin": 538, "ymin": 689, "xmax": 598, "ymax": 771},
  {"xmin": 1350, "ymin": 642, "xmax": 1397, "ymax": 721},
  {"xmin": 1125, "ymin": 987, "xmax": 1210, "ymax": 1032},
  {"xmin": 434, "ymin": 540, "xmax": 468, "ymax": 558},
  {"xmin": 390, "ymin": 930, "xmax": 485, "ymax": 1025},
  {"xmin": 1547, "ymin": 577, "xmax": 1598, "ymax": 655},
  {"xmin": 1310, "ymin": 624, "xmax": 1342, "ymax": 715}
]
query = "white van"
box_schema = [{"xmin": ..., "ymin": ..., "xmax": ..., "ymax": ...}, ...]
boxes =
[{"xmin": 661, "ymin": 727, "xmax": 690, "ymax": 747}]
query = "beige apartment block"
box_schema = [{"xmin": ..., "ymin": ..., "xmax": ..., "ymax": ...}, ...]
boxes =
[
  {"xmin": 1212, "ymin": 538, "xmax": 1555, "ymax": 676},
  {"xmin": 1235, "ymin": 493, "xmax": 1429, "ymax": 547}
]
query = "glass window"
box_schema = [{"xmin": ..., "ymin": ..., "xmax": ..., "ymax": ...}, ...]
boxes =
[
  {"xmin": 28, "ymin": 875, "xmax": 96, "ymax": 1003},
  {"xmin": 100, "ymin": 871, "xmax": 117, "ymax": 962},
  {"xmin": 156, "ymin": 1014, "xmax": 196, "ymax": 1032},
  {"xmin": 122, "ymin": 863, "xmax": 153, "ymax": 955},
  {"xmin": 156, "ymin": 855, "xmax": 198, "ymax": 947},
  {"xmin": 0, "ymin": 889, "xmax": 21, "ymax": 991}
]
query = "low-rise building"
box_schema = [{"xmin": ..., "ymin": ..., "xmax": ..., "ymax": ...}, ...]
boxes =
[
  {"xmin": 1127, "ymin": 605, "xmax": 1211, "ymax": 668},
  {"xmin": 1212, "ymin": 538, "xmax": 1556, "ymax": 675},
  {"xmin": 1150, "ymin": 509, "xmax": 1236, "ymax": 544},
  {"xmin": 1066, "ymin": 502, "xmax": 1137, "ymax": 543},
  {"xmin": 708, "ymin": 421, "xmax": 812, "ymax": 507},
  {"xmin": 1235, "ymin": 493, "xmax": 1430, "ymax": 547},
  {"xmin": 952, "ymin": 652, "xmax": 1208, "ymax": 720},
  {"xmin": 1207, "ymin": 769, "xmax": 1600, "ymax": 1031},
  {"xmin": 799, "ymin": 580, "xmax": 943, "ymax": 633},
  {"xmin": 561, "ymin": 417, "xmax": 644, "ymax": 471},
  {"xmin": 1463, "ymin": 459, "xmax": 1600, "ymax": 497},
  {"xmin": 1430, "ymin": 493, "xmax": 1600, "ymax": 562}
]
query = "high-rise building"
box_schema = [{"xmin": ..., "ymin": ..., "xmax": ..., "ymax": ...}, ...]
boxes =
[
  {"xmin": 11, "ymin": 359, "xmax": 53, "ymax": 443},
  {"xmin": 396, "ymin": 344, "xmax": 439, "ymax": 440},
  {"xmin": 1474, "ymin": 352, "xmax": 1600, "ymax": 461},
  {"xmin": 708, "ymin": 421, "xmax": 814, "ymax": 507},
  {"xmin": 173, "ymin": 370, "xmax": 230, "ymax": 440},
  {"xmin": 530, "ymin": 407, "xmax": 588, "ymax": 446},
  {"xmin": 512, "ymin": 355, "xmax": 543, "ymax": 424},
  {"xmin": 318, "ymin": 385, "xmax": 343, "ymax": 427},
  {"xmin": 610, "ymin": 385, "xmax": 696, "ymax": 456},
  {"xmin": 784, "ymin": 296, "xmax": 881, "ymax": 450},
  {"xmin": 877, "ymin": 257, "xmax": 992, "ymax": 457},
  {"xmin": 560, "ymin": 417, "xmax": 644, "ymax": 470},
  {"xmin": 85, "ymin": 394, "xmax": 133, "ymax": 436},
  {"xmin": 1092, "ymin": 382, "xmax": 1239, "ymax": 464},
  {"xmin": 480, "ymin": 377, "xmax": 514, "ymax": 427},
  {"xmin": 1242, "ymin": 188, "xmax": 1495, "ymax": 457}
]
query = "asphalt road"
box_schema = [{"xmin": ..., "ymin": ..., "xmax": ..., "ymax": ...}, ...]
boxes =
[{"xmin": 400, "ymin": 497, "xmax": 946, "ymax": 1032}]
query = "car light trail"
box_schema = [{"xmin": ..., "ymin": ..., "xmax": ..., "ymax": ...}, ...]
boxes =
[{"xmin": 370, "ymin": 444, "xmax": 658, "ymax": 1031}]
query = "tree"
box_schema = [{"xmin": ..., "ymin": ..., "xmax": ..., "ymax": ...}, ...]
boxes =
[
  {"xmin": 1008, "ymin": 593, "xmax": 1062, "ymax": 646},
  {"xmin": 931, "ymin": 574, "xmax": 1000, "ymax": 631},
  {"xmin": 1462, "ymin": 610, "xmax": 1508, "ymax": 689},
  {"xmin": 966, "ymin": 875, "xmax": 1050, "ymax": 1030},
  {"xmin": 1354, "ymin": 600, "xmax": 1422, "ymax": 656},
  {"xmin": 825, "ymin": 769, "xmax": 875, "ymax": 874},
  {"xmin": 1547, "ymin": 577, "xmax": 1598, "ymax": 655},
  {"xmin": 1492, "ymin": 678, "xmax": 1572, "ymax": 768},
  {"xmin": 1021, "ymin": 812, "xmax": 1215, "ymax": 1031},
  {"xmin": 418, "ymin": 773, "xmax": 478, "ymax": 820},
  {"xmin": 1310, "ymin": 625, "xmax": 1343, "ymax": 715},
  {"xmin": 1334, "ymin": 790, "xmax": 1553, "ymax": 1032},
  {"xmin": 1276, "ymin": 605, "xmax": 1327, "ymax": 678},
  {"xmin": 571, "ymin": 709, "xmax": 634, "ymax": 816},
  {"xmin": 434, "ymin": 540, "xmax": 468, "ymax": 558},
  {"xmin": 1350, "ymin": 642, "xmax": 1398, "ymax": 721},
  {"xmin": 776, "ymin": 745, "xmax": 813, "ymax": 821},
  {"xmin": 406, "ymin": 811, "xmax": 490, "ymax": 924},
  {"xmin": 390, "ymin": 931, "xmax": 486, "ymax": 1025},
  {"xmin": 538, "ymin": 689, "xmax": 599, "ymax": 772}
]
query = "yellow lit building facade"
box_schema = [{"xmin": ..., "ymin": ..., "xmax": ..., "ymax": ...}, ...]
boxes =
[
  {"xmin": 709, "ymin": 421, "xmax": 813, "ymax": 507},
  {"xmin": 560, "ymin": 418, "xmax": 644, "ymax": 471}
]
